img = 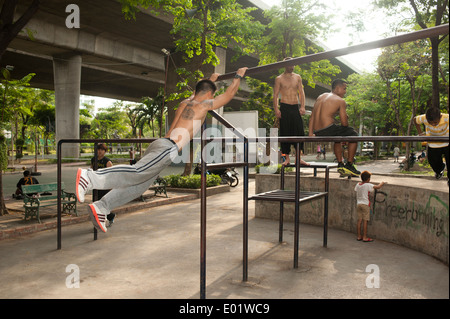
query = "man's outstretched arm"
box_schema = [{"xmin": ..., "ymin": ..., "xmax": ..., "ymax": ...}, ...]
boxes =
[{"xmin": 211, "ymin": 67, "xmax": 248, "ymax": 110}]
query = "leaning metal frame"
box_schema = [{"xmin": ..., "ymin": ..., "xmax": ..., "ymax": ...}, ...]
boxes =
[{"xmin": 56, "ymin": 23, "xmax": 449, "ymax": 299}]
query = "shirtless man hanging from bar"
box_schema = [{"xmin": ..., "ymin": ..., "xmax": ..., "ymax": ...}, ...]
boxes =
[
  {"xmin": 76, "ymin": 67, "xmax": 248, "ymax": 233},
  {"xmin": 309, "ymin": 79, "xmax": 360, "ymax": 177},
  {"xmin": 273, "ymin": 58, "xmax": 309, "ymax": 166}
]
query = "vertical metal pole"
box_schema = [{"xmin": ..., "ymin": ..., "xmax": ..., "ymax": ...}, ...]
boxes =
[
  {"xmin": 57, "ymin": 141, "xmax": 62, "ymax": 250},
  {"xmin": 323, "ymin": 165, "xmax": 330, "ymax": 247},
  {"xmin": 279, "ymin": 164, "xmax": 285, "ymax": 243},
  {"xmin": 243, "ymin": 137, "xmax": 249, "ymax": 282},
  {"xmin": 294, "ymin": 143, "xmax": 300, "ymax": 268},
  {"xmin": 93, "ymin": 143, "xmax": 98, "ymax": 241},
  {"xmin": 200, "ymin": 121, "xmax": 207, "ymax": 299}
]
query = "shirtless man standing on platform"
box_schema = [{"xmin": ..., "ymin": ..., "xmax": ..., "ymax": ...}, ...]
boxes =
[
  {"xmin": 309, "ymin": 79, "xmax": 360, "ymax": 177},
  {"xmin": 273, "ymin": 58, "xmax": 309, "ymax": 166}
]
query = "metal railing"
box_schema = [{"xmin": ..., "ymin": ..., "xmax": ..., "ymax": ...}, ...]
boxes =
[
  {"xmin": 197, "ymin": 110, "xmax": 449, "ymax": 299},
  {"xmin": 57, "ymin": 133, "xmax": 448, "ymax": 299}
]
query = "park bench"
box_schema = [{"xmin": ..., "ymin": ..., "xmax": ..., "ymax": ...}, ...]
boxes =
[
  {"xmin": 149, "ymin": 177, "xmax": 168, "ymax": 198},
  {"xmin": 21, "ymin": 183, "xmax": 77, "ymax": 223}
]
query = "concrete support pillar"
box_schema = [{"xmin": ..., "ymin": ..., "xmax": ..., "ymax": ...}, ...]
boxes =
[{"xmin": 53, "ymin": 53, "xmax": 81, "ymax": 158}]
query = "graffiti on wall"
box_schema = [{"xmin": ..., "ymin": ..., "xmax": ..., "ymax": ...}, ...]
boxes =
[{"xmin": 372, "ymin": 191, "xmax": 449, "ymax": 238}]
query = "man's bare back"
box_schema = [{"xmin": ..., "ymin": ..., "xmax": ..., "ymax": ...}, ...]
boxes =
[
  {"xmin": 309, "ymin": 92, "xmax": 348, "ymax": 134},
  {"xmin": 165, "ymin": 99, "xmax": 214, "ymax": 150},
  {"xmin": 166, "ymin": 67, "xmax": 248, "ymax": 150}
]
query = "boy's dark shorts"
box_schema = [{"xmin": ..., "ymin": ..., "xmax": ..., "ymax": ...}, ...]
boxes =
[{"xmin": 314, "ymin": 124, "xmax": 358, "ymax": 137}]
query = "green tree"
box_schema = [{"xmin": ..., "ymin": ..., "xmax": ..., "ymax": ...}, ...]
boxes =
[
  {"xmin": 120, "ymin": 0, "xmax": 265, "ymax": 175},
  {"xmin": 260, "ymin": 0, "xmax": 341, "ymax": 88},
  {"xmin": 79, "ymin": 100, "xmax": 95, "ymax": 139},
  {"xmin": 137, "ymin": 88, "xmax": 167, "ymax": 137},
  {"xmin": 0, "ymin": 67, "xmax": 34, "ymax": 215},
  {"xmin": 91, "ymin": 102, "xmax": 129, "ymax": 140},
  {"xmin": 374, "ymin": 0, "xmax": 449, "ymax": 109},
  {"xmin": 125, "ymin": 103, "xmax": 142, "ymax": 138},
  {"xmin": 346, "ymin": 38, "xmax": 435, "ymax": 168},
  {"xmin": 119, "ymin": 0, "xmax": 264, "ymax": 110},
  {"xmin": 31, "ymin": 98, "xmax": 56, "ymax": 155},
  {"xmin": 241, "ymin": 78, "xmax": 274, "ymax": 133}
]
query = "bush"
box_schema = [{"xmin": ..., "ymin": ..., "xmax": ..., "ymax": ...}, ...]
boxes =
[{"xmin": 162, "ymin": 174, "xmax": 221, "ymax": 189}]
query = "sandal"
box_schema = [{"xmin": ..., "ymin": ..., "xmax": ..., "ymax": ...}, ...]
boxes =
[{"xmin": 363, "ymin": 238, "xmax": 374, "ymax": 242}]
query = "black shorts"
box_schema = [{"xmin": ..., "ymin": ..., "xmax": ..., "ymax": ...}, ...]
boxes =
[
  {"xmin": 279, "ymin": 103, "xmax": 305, "ymax": 154},
  {"xmin": 314, "ymin": 124, "xmax": 358, "ymax": 137}
]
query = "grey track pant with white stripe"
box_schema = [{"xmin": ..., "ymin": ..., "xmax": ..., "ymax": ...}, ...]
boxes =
[{"xmin": 86, "ymin": 138, "xmax": 178, "ymax": 214}]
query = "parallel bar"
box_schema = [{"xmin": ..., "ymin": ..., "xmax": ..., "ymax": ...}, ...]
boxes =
[
  {"xmin": 249, "ymin": 190, "xmax": 327, "ymax": 202},
  {"xmin": 200, "ymin": 136, "xmax": 449, "ymax": 143},
  {"xmin": 243, "ymin": 137, "xmax": 249, "ymax": 282},
  {"xmin": 206, "ymin": 162, "xmax": 247, "ymax": 170},
  {"xmin": 294, "ymin": 143, "xmax": 301, "ymax": 269},
  {"xmin": 56, "ymin": 133, "xmax": 449, "ymax": 295},
  {"xmin": 323, "ymin": 166, "xmax": 330, "ymax": 248},
  {"xmin": 279, "ymin": 165, "xmax": 285, "ymax": 242},
  {"xmin": 200, "ymin": 122, "xmax": 208, "ymax": 299},
  {"xmin": 217, "ymin": 24, "xmax": 449, "ymax": 81},
  {"xmin": 57, "ymin": 141, "xmax": 62, "ymax": 250},
  {"xmin": 93, "ymin": 143, "xmax": 99, "ymax": 241}
]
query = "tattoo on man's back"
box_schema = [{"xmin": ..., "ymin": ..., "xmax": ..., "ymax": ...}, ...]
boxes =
[{"xmin": 181, "ymin": 107, "xmax": 195, "ymax": 120}]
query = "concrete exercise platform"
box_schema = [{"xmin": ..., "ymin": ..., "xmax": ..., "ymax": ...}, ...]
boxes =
[{"xmin": 0, "ymin": 179, "xmax": 448, "ymax": 300}]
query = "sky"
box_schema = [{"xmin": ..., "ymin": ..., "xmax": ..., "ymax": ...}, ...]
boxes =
[{"xmin": 88, "ymin": 0, "xmax": 399, "ymax": 109}]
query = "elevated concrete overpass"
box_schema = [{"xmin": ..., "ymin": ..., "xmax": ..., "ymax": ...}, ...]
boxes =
[{"xmin": 1, "ymin": 0, "xmax": 358, "ymax": 156}]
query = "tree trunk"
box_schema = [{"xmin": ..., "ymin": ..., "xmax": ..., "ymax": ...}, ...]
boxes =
[
  {"xmin": 430, "ymin": 37, "xmax": 440, "ymax": 109},
  {"xmin": 0, "ymin": 173, "xmax": 9, "ymax": 216}
]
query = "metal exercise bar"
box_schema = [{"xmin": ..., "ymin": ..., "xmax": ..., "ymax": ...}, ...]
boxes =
[
  {"xmin": 294, "ymin": 143, "xmax": 301, "ymax": 268},
  {"xmin": 243, "ymin": 135, "xmax": 249, "ymax": 283},
  {"xmin": 200, "ymin": 122, "xmax": 208, "ymax": 300},
  {"xmin": 199, "ymin": 136, "xmax": 449, "ymax": 143},
  {"xmin": 279, "ymin": 162, "xmax": 337, "ymax": 247},
  {"xmin": 217, "ymin": 24, "xmax": 449, "ymax": 81},
  {"xmin": 206, "ymin": 162, "xmax": 248, "ymax": 170},
  {"xmin": 200, "ymin": 111, "xmax": 250, "ymax": 298},
  {"xmin": 57, "ymin": 134, "xmax": 448, "ymax": 299}
]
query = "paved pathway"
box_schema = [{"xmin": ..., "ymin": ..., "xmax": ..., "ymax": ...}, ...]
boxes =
[{"xmin": 0, "ymin": 178, "xmax": 448, "ymax": 300}]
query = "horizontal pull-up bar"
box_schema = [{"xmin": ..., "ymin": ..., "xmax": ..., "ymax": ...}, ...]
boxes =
[
  {"xmin": 57, "ymin": 136, "xmax": 448, "ymax": 147},
  {"xmin": 217, "ymin": 24, "xmax": 449, "ymax": 81},
  {"xmin": 197, "ymin": 136, "xmax": 449, "ymax": 143}
]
